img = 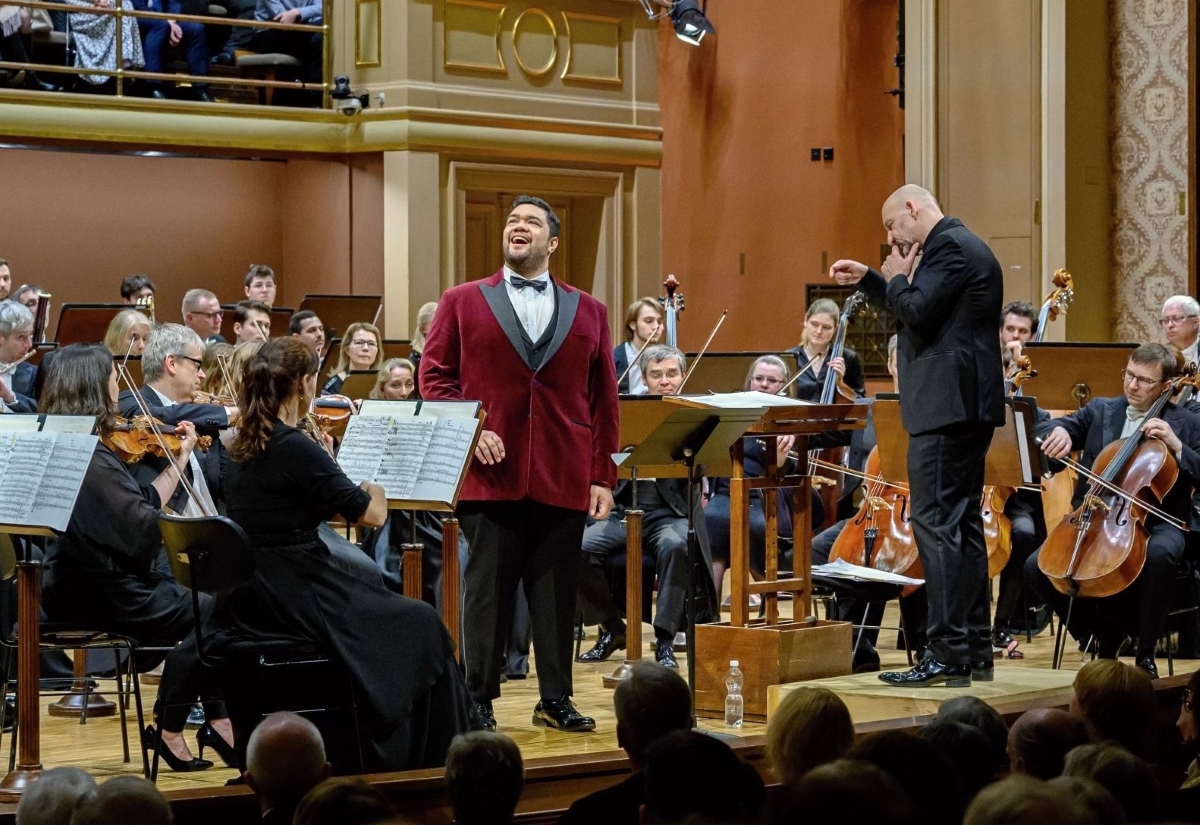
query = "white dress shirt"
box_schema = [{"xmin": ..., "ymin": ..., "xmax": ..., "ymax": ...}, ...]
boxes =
[
  {"xmin": 623, "ymin": 341, "xmax": 648, "ymax": 395},
  {"xmin": 1120, "ymin": 406, "xmax": 1148, "ymax": 440},
  {"xmin": 1183, "ymin": 340, "xmax": 1198, "ymax": 369},
  {"xmin": 0, "ymin": 369, "xmax": 13, "ymax": 413},
  {"xmin": 150, "ymin": 387, "xmax": 217, "ymax": 518},
  {"xmin": 502, "ymin": 267, "xmax": 554, "ymax": 342}
]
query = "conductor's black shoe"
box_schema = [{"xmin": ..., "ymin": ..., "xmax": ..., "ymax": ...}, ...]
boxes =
[
  {"xmin": 532, "ymin": 697, "xmax": 595, "ymax": 732},
  {"xmin": 654, "ymin": 639, "xmax": 679, "ymax": 669},
  {"xmin": 1135, "ymin": 657, "xmax": 1159, "ymax": 680},
  {"xmin": 971, "ymin": 660, "xmax": 995, "ymax": 682},
  {"xmin": 576, "ymin": 629, "xmax": 625, "ymax": 663},
  {"xmin": 470, "ymin": 700, "xmax": 496, "ymax": 732},
  {"xmin": 878, "ymin": 658, "xmax": 971, "ymax": 688}
]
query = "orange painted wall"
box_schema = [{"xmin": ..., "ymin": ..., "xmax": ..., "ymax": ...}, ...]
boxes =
[{"xmin": 658, "ymin": 0, "xmax": 905, "ymax": 351}]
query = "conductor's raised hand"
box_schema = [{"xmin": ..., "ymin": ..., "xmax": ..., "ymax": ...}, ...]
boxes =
[
  {"xmin": 829, "ymin": 259, "xmax": 868, "ymax": 286},
  {"xmin": 879, "ymin": 243, "xmax": 920, "ymax": 282},
  {"xmin": 474, "ymin": 429, "xmax": 505, "ymax": 465},
  {"xmin": 589, "ymin": 484, "xmax": 614, "ymax": 520}
]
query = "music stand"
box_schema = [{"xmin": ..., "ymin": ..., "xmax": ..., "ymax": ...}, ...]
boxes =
[
  {"xmin": 1022, "ymin": 343, "xmax": 1135, "ymax": 409},
  {"xmin": 680, "ymin": 352, "xmax": 801, "ymax": 394},
  {"xmin": 53, "ymin": 304, "xmax": 128, "ymax": 346},
  {"xmin": 299, "ymin": 295, "xmax": 383, "ymax": 342}
]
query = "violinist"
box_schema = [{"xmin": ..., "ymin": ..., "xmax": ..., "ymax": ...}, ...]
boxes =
[
  {"xmin": 322, "ymin": 321, "xmax": 382, "ymax": 396},
  {"xmin": 39, "ymin": 343, "xmax": 235, "ymax": 773},
  {"xmin": 1161, "ymin": 296, "xmax": 1200, "ymax": 368},
  {"xmin": 232, "ymin": 300, "xmax": 271, "ymax": 345},
  {"xmin": 198, "ymin": 342, "xmax": 234, "ymax": 395},
  {"xmin": 0, "ymin": 301, "xmax": 36, "ymax": 412},
  {"xmin": 1024, "ymin": 344, "xmax": 1200, "ymax": 679},
  {"xmin": 614, "ymin": 298, "xmax": 664, "ymax": 394},
  {"xmin": 577, "ymin": 345, "xmax": 717, "ymax": 669},
  {"xmin": 103, "ymin": 308, "xmax": 153, "ymax": 358},
  {"xmin": 369, "ymin": 357, "xmax": 416, "ymax": 401},
  {"xmin": 289, "ymin": 310, "xmax": 325, "ymax": 358},
  {"xmin": 785, "ymin": 299, "xmax": 866, "ymax": 401}
]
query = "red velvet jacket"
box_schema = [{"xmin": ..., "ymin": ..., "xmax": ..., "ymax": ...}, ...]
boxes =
[{"xmin": 418, "ymin": 271, "xmax": 620, "ymax": 511}]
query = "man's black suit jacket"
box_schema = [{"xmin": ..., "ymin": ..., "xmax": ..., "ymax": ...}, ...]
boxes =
[
  {"xmin": 614, "ymin": 342, "xmax": 632, "ymax": 394},
  {"xmin": 858, "ymin": 216, "xmax": 1005, "ymax": 435},
  {"xmin": 7, "ymin": 361, "xmax": 38, "ymax": 412}
]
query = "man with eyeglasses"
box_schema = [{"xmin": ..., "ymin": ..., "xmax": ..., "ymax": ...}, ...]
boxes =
[
  {"xmin": 1161, "ymin": 295, "xmax": 1200, "ymax": 368},
  {"xmin": 1024, "ymin": 343, "xmax": 1200, "ymax": 679},
  {"xmin": 181, "ymin": 288, "xmax": 226, "ymax": 345}
]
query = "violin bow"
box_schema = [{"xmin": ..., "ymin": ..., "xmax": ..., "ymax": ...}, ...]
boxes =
[
  {"xmin": 1051, "ymin": 453, "xmax": 1185, "ymax": 531},
  {"xmin": 678, "ymin": 310, "xmax": 728, "ymax": 393},
  {"xmin": 778, "ymin": 353, "xmax": 822, "ymax": 397},
  {"xmin": 615, "ymin": 333, "xmax": 658, "ymax": 389}
]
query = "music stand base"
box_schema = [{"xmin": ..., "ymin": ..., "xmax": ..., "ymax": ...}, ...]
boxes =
[
  {"xmin": 0, "ymin": 766, "xmax": 43, "ymax": 794},
  {"xmin": 47, "ymin": 690, "xmax": 117, "ymax": 718}
]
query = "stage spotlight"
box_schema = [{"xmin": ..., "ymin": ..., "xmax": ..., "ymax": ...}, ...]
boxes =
[{"xmin": 670, "ymin": 0, "xmax": 714, "ymax": 46}]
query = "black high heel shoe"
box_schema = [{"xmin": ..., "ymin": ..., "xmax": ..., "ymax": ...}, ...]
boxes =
[
  {"xmin": 142, "ymin": 725, "xmax": 213, "ymax": 773},
  {"xmin": 196, "ymin": 722, "xmax": 239, "ymax": 769}
]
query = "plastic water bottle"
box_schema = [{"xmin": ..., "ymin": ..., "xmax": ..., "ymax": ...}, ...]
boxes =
[{"xmin": 724, "ymin": 660, "xmax": 744, "ymax": 728}]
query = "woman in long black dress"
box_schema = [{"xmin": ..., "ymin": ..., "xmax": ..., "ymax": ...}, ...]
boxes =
[
  {"xmin": 39, "ymin": 344, "xmax": 236, "ymax": 772},
  {"xmin": 222, "ymin": 337, "xmax": 471, "ymax": 771}
]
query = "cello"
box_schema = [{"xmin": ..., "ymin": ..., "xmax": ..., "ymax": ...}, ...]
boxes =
[{"xmin": 1037, "ymin": 369, "xmax": 1192, "ymax": 599}]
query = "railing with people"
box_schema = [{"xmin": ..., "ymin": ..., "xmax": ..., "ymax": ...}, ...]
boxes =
[{"xmin": 0, "ymin": 0, "xmax": 330, "ymax": 106}]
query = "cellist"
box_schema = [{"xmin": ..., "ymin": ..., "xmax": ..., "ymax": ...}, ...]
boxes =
[{"xmin": 1024, "ymin": 344, "xmax": 1200, "ymax": 678}]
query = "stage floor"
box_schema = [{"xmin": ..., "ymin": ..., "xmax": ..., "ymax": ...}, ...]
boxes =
[{"xmin": 11, "ymin": 597, "xmax": 1199, "ymax": 794}]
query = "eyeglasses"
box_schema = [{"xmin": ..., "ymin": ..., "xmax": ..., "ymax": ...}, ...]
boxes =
[
  {"xmin": 191, "ymin": 310, "xmax": 223, "ymax": 319},
  {"xmin": 349, "ymin": 340, "xmax": 378, "ymax": 349},
  {"xmin": 1160, "ymin": 315, "xmax": 1198, "ymax": 327},
  {"xmin": 178, "ymin": 355, "xmax": 204, "ymax": 370},
  {"xmin": 752, "ymin": 375, "xmax": 784, "ymax": 386},
  {"xmin": 1120, "ymin": 369, "xmax": 1162, "ymax": 388}
]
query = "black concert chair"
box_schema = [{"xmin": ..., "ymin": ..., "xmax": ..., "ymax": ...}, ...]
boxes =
[
  {"xmin": 1162, "ymin": 555, "xmax": 1200, "ymax": 677},
  {"xmin": 157, "ymin": 513, "xmax": 363, "ymax": 781}
]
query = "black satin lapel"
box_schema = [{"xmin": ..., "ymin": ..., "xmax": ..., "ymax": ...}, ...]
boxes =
[
  {"xmin": 538, "ymin": 286, "xmax": 580, "ymax": 371},
  {"xmin": 479, "ymin": 281, "xmax": 533, "ymax": 370}
]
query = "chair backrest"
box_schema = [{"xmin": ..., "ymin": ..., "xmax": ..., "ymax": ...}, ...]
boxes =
[{"xmin": 158, "ymin": 514, "xmax": 256, "ymax": 594}]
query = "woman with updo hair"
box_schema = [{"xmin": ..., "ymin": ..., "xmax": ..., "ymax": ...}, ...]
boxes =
[{"xmin": 221, "ymin": 337, "xmax": 471, "ymax": 771}]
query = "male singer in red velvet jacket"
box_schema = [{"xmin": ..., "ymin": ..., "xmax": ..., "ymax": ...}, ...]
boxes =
[{"xmin": 420, "ymin": 195, "xmax": 619, "ymax": 733}]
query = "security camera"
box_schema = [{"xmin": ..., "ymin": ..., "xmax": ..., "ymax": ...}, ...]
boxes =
[
  {"xmin": 336, "ymin": 96, "xmax": 363, "ymax": 116},
  {"xmin": 329, "ymin": 74, "xmax": 369, "ymax": 115}
]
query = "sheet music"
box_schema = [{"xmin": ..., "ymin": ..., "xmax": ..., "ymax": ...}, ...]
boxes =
[
  {"xmin": 418, "ymin": 400, "xmax": 482, "ymax": 418},
  {"xmin": 337, "ymin": 413, "xmax": 479, "ymax": 505},
  {"xmin": 411, "ymin": 417, "xmax": 478, "ymax": 502},
  {"xmin": 374, "ymin": 418, "xmax": 435, "ymax": 499},
  {"xmin": 336, "ymin": 415, "xmax": 393, "ymax": 485},
  {"xmin": 0, "ymin": 432, "xmax": 54, "ymax": 524},
  {"xmin": 678, "ymin": 390, "xmax": 808, "ymax": 408},
  {"xmin": 0, "ymin": 415, "xmax": 43, "ymax": 433},
  {"xmin": 811, "ymin": 558, "xmax": 924, "ymax": 587},
  {"xmin": 28, "ymin": 434, "xmax": 95, "ymax": 532},
  {"xmin": 358, "ymin": 400, "xmax": 420, "ymax": 417},
  {"xmin": 1014, "ymin": 409, "xmax": 1033, "ymax": 484}
]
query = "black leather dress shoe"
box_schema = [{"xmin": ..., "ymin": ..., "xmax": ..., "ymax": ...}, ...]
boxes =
[
  {"xmin": 879, "ymin": 658, "xmax": 971, "ymax": 688},
  {"xmin": 193, "ymin": 88, "xmax": 214, "ymax": 103},
  {"xmin": 654, "ymin": 639, "xmax": 679, "ymax": 669},
  {"xmin": 210, "ymin": 51, "xmax": 234, "ymax": 66},
  {"xmin": 533, "ymin": 697, "xmax": 595, "ymax": 732},
  {"xmin": 1135, "ymin": 657, "xmax": 1159, "ymax": 680},
  {"xmin": 971, "ymin": 660, "xmax": 995, "ymax": 682},
  {"xmin": 470, "ymin": 700, "xmax": 496, "ymax": 732},
  {"xmin": 576, "ymin": 629, "xmax": 626, "ymax": 663},
  {"xmin": 22, "ymin": 71, "xmax": 61, "ymax": 92}
]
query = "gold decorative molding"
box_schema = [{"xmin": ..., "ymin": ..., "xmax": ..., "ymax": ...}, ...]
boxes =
[
  {"xmin": 444, "ymin": 0, "xmax": 507, "ymax": 74},
  {"xmin": 561, "ymin": 12, "xmax": 622, "ymax": 85},
  {"xmin": 511, "ymin": 8, "xmax": 558, "ymax": 78},
  {"xmin": 354, "ymin": 0, "xmax": 382, "ymax": 68}
]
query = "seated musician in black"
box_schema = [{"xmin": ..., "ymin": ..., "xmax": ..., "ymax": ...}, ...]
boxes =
[
  {"xmin": 39, "ymin": 344, "xmax": 234, "ymax": 773},
  {"xmin": 785, "ymin": 298, "xmax": 866, "ymax": 401},
  {"xmin": 1024, "ymin": 343, "xmax": 1200, "ymax": 679},
  {"xmin": 577, "ymin": 345, "xmax": 717, "ymax": 669}
]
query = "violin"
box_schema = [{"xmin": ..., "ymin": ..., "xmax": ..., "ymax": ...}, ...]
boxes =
[
  {"xmin": 102, "ymin": 415, "xmax": 212, "ymax": 465},
  {"xmin": 827, "ymin": 446, "xmax": 922, "ymax": 596},
  {"xmin": 982, "ymin": 355, "xmax": 1038, "ymax": 577},
  {"xmin": 311, "ymin": 394, "xmax": 355, "ymax": 437},
  {"xmin": 193, "ymin": 390, "xmax": 236, "ymax": 406},
  {"xmin": 1037, "ymin": 369, "xmax": 1191, "ymax": 599}
]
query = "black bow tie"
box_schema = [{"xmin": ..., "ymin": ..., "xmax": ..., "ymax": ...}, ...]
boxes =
[{"xmin": 510, "ymin": 275, "xmax": 548, "ymax": 293}]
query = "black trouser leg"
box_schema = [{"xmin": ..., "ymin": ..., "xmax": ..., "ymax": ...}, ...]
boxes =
[
  {"xmin": 645, "ymin": 510, "xmax": 689, "ymax": 638},
  {"xmin": 1134, "ymin": 524, "xmax": 1186, "ymax": 660},
  {"xmin": 578, "ymin": 515, "xmax": 628, "ymax": 631},
  {"xmin": 907, "ymin": 424, "xmax": 995, "ymax": 665},
  {"xmin": 156, "ymin": 593, "xmax": 225, "ymax": 732},
  {"xmin": 995, "ymin": 510, "xmax": 1039, "ymax": 625}
]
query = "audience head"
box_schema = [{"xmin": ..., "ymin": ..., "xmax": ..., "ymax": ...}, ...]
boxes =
[
  {"xmin": 765, "ymin": 686, "xmax": 854, "ymax": 789},
  {"xmin": 142, "ymin": 324, "xmax": 207, "ymax": 403},
  {"xmin": 1007, "ymin": 707, "xmax": 1092, "ymax": 779},
  {"xmin": 243, "ymin": 711, "xmax": 331, "ymax": 817},
  {"xmin": 848, "ymin": 729, "xmax": 963, "ymax": 825},
  {"xmin": 198, "ymin": 342, "xmax": 233, "ymax": 395},
  {"xmin": 289, "ymin": 310, "xmax": 325, "ymax": 356},
  {"xmin": 1000, "ymin": 300, "xmax": 1038, "ymax": 344},
  {"xmin": 292, "ymin": 778, "xmax": 394, "ymax": 825},
  {"xmin": 936, "ymin": 695, "xmax": 1009, "ymax": 775},
  {"xmin": 181, "ymin": 288, "xmax": 223, "ymax": 341},
  {"xmin": 1161, "ymin": 294, "xmax": 1200, "ymax": 349},
  {"xmin": 444, "ymin": 731, "xmax": 524, "ymax": 825},
  {"xmin": 1063, "ymin": 743, "xmax": 1158, "ymax": 822},
  {"xmin": 643, "ymin": 730, "xmax": 764, "ymax": 824},
  {"xmin": 964, "ymin": 775, "xmax": 1090, "ymax": 825},
  {"xmin": 38, "ymin": 344, "xmax": 115, "ymax": 432},
  {"xmin": 11, "ymin": 284, "xmax": 42, "ymax": 313},
  {"xmin": 0, "ymin": 258, "xmax": 10, "ymax": 300},
  {"xmin": 1046, "ymin": 776, "xmax": 1127, "ymax": 825},
  {"xmin": 504, "ymin": 196, "xmax": 560, "ymax": 275},
  {"xmin": 776, "ymin": 759, "xmax": 918, "ymax": 825},
  {"xmin": 411, "ymin": 301, "xmax": 438, "ymax": 352},
  {"xmin": 800, "ymin": 298, "xmax": 839, "ymax": 350},
  {"xmin": 15, "ymin": 766, "xmax": 95, "ymax": 825},
  {"xmin": 919, "ymin": 720, "xmax": 993, "ymax": 799},
  {"xmin": 120, "ymin": 274, "xmax": 156, "ymax": 305},
  {"xmin": 623, "ymin": 297, "xmax": 663, "ymax": 345},
  {"xmin": 881, "ymin": 184, "xmax": 945, "ymax": 251},
  {"xmin": 1071, "ymin": 659, "xmax": 1155, "ymax": 755},
  {"xmin": 333, "ymin": 322, "xmax": 383, "ymax": 376},
  {"xmin": 244, "ymin": 264, "xmax": 277, "ymax": 306},
  {"xmin": 102, "ymin": 309, "xmax": 152, "ymax": 358},
  {"xmin": 744, "ymin": 354, "xmax": 794, "ymax": 398},
  {"xmin": 611, "ymin": 661, "xmax": 692, "ymax": 769},
  {"xmin": 0, "ymin": 299, "xmax": 34, "ymax": 363},
  {"xmin": 369, "ymin": 358, "xmax": 415, "ymax": 401},
  {"xmin": 1179, "ymin": 667, "xmax": 1200, "ymax": 757},
  {"xmin": 70, "ymin": 775, "xmax": 172, "ymax": 825},
  {"xmin": 641, "ymin": 345, "xmax": 686, "ymax": 395},
  {"xmin": 231, "ymin": 338, "xmax": 319, "ymax": 462},
  {"xmin": 233, "ymin": 300, "xmax": 272, "ymax": 344}
]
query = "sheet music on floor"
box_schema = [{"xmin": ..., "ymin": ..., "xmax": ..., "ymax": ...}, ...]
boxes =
[
  {"xmin": 337, "ymin": 407, "xmax": 482, "ymax": 508},
  {"xmin": 0, "ymin": 416, "xmax": 99, "ymax": 533},
  {"xmin": 811, "ymin": 558, "xmax": 925, "ymax": 587}
]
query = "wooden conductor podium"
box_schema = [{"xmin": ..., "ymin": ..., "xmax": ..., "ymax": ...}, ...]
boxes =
[
  {"xmin": 1022, "ymin": 343, "xmax": 1135, "ymax": 409},
  {"xmin": 689, "ymin": 395, "xmax": 868, "ymax": 722}
]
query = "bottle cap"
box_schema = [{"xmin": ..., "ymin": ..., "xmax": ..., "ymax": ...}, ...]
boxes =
[{"xmin": 730, "ymin": 660, "xmax": 739, "ymax": 668}]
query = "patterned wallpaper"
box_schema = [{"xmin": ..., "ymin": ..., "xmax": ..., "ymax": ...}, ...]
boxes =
[{"xmin": 1110, "ymin": 0, "xmax": 1189, "ymax": 342}]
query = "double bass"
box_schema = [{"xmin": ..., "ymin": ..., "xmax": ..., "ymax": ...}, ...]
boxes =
[{"xmin": 809, "ymin": 293, "xmax": 865, "ymax": 529}]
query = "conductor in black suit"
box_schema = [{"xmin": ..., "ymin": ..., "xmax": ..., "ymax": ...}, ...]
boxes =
[{"xmin": 829, "ymin": 184, "xmax": 1005, "ymax": 687}]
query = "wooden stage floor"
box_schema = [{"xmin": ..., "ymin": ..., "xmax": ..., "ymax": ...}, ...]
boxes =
[{"xmin": 9, "ymin": 597, "xmax": 1199, "ymax": 795}]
